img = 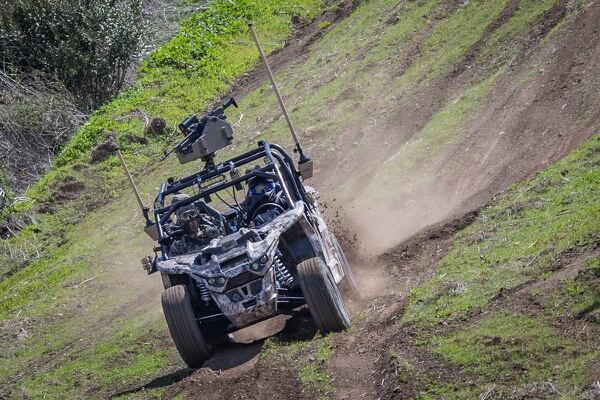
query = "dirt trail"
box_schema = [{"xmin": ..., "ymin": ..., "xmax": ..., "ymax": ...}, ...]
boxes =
[
  {"xmin": 154, "ymin": 1, "xmax": 600, "ymax": 398},
  {"xmin": 306, "ymin": 0, "xmax": 599, "ymax": 254},
  {"xmin": 325, "ymin": 3, "xmax": 600, "ymax": 396},
  {"xmin": 160, "ymin": 208, "xmax": 475, "ymax": 399}
]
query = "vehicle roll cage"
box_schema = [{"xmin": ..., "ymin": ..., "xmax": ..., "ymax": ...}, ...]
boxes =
[{"xmin": 153, "ymin": 141, "xmax": 312, "ymax": 259}]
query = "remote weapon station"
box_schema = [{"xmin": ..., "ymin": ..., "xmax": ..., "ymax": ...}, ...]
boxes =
[{"xmin": 128, "ymin": 25, "xmax": 359, "ymax": 367}]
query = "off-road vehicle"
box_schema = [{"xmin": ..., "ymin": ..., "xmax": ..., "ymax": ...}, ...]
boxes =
[{"xmin": 137, "ymin": 96, "xmax": 359, "ymax": 367}]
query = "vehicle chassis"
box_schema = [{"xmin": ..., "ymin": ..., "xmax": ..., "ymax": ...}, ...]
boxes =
[{"xmin": 149, "ymin": 141, "xmax": 349, "ymax": 340}]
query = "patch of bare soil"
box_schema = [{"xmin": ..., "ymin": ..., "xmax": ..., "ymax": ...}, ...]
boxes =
[
  {"xmin": 36, "ymin": 164, "xmax": 109, "ymax": 215},
  {"xmin": 0, "ymin": 212, "xmax": 33, "ymax": 240},
  {"xmin": 488, "ymin": 247, "xmax": 600, "ymax": 345},
  {"xmin": 164, "ymin": 355, "xmax": 311, "ymax": 400},
  {"xmin": 372, "ymin": 324, "xmax": 470, "ymax": 399},
  {"xmin": 381, "ymin": 209, "xmax": 478, "ymax": 280},
  {"xmin": 441, "ymin": 0, "xmax": 600, "ymax": 213},
  {"xmin": 452, "ymin": 0, "xmax": 521, "ymax": 75}
]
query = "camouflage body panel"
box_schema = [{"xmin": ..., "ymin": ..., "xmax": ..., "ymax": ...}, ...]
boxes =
[
  {"xmin": 157, "ymin": 200, "xmax": 345, "ymax": 328},
  {"xmin": 157, "ymin": 202, "xmax": 305, "ymax": 284},
  {"xmin": 157, "ymin": 202, "xmax": 304, "ymax": 328},
  {"xmin": 211, "ymin": 270, "xmax": 278, "ymax": 328}
]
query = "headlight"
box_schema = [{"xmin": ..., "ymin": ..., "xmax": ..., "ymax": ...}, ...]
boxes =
[
  {"xmin": 206, "ymin": 276, "xmax": 226, "ymax": 287},
  {"xmin": 250, "ymin": 254, "xmax": 269, "ymax": 272}
]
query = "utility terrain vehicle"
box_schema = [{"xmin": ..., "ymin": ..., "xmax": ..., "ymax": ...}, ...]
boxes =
[{"xmin": 138, "ymin": 97, "xmax": 359, "ymax": 368}]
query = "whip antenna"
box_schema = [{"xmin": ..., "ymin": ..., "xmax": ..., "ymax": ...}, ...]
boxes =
[
  {"xmin": 117, "ymin": 148, "xmax": 145, "ymax": 214},
  {"xmin": 248, "ymin": 23, "xmax": 313, "ymax": 179},
  {"xmin": 116, "ymin": 143, "xmax": 157, "ymax": 239}
]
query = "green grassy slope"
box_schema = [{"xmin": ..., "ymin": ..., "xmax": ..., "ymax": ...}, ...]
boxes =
[{"xmin": 397, "ymin": 134, "xmax": 600, "ymax": 398}]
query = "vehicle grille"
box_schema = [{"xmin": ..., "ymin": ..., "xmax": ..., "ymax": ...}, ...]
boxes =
[{"xmin": 225, "ymin": 272, "xmax": 254, "ymax": 290}]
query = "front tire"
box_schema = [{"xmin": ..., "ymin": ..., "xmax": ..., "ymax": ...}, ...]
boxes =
[
  {"xmin": 161, "ymin": 285, "xmax": 213, "ymax": 368},
  {"xmin": 297, "ymin": 257, "xmax": 351, "ymax": 333}
]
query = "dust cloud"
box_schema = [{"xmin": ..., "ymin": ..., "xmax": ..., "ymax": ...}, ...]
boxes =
[{"xmin": 348, "ymin": 187, "xmax": 467, "ymax": 254}]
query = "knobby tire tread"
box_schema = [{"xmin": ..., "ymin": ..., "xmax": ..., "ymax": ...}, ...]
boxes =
[
  {"xmin": 161, "ymin": 285, "xmax": 213, "ymax": 368},
  {"xmin": 297, "ymin": 257, "xmax": 351, "ymax": 333}
]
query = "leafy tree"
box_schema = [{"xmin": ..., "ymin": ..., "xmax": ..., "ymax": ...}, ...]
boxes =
[{"xmin": 0, "ymin": 0, "xmax": 144, "ymax": 110}]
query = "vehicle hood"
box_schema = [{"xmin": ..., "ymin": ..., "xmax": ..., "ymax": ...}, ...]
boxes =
[{"xmin": 156, "ymin": 201, "xmax": 305, "ymax": 292}]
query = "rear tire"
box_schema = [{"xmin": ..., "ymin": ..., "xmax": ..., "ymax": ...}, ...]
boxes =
[
  {"xmin": 297, "ymin": 257, "xmax": 351, "ymax": 333},
  {"xmin": 161, "ymin": 285, "xmax": 213, "ymax": 368},
  {"xmin": 331, "ymin": 235, "xmax": 361, "ymax": 300}
]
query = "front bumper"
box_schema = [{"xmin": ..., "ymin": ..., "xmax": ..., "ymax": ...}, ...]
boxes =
[
  {"xmin": 210, "ymin": 268, "xmax": 278, "ymax": 328},
  {"xmin": 157, "ymin": 202, "xmax": 305, "ymax": 328}
]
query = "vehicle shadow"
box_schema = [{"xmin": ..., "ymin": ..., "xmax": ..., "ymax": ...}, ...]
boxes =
[
  {"xmin": 204, "ymin": 341, "xmax": 263, "ymax": 371},
  {"xmin": 110, "ymin": 311, "xmax": 318, "ymax": 398},
  {"xmin": 275, "ymin": 308, "xmax": 319, "ymax": 343},
  {"xmin": 109, "ymin": 368, "xmax": 195, "ymax": 398}
]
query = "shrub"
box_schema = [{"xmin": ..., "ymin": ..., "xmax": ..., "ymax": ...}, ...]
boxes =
[
  {"xmin": 0, "ymin": 72, "xmax": 84, "ymax": 193},
  {"xmin": 0, "ymin": 0, "xmax": 144, "ymax": 110}
]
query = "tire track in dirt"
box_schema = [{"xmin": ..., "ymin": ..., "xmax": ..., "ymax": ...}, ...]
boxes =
[
  {"xmin": 327, "ymin": 210, "xmax": 478, "ymax": 400},
  {"xmin": 443, "ymin": 0, "xmax": 600, "ymax": 213},
  {"xmin": 328, "ymin": 0, "xmax": 597, "ymax": 253}
]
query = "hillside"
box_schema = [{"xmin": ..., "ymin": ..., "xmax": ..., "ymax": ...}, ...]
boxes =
[{"xmin": 1, "ymin": 0, "xmax": 599, "ymax": 399}]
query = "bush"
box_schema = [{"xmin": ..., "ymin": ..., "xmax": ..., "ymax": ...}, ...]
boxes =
[
  {"xmin": 0, "ymin": 0, "xmax": 144, "ymax": 110},
  {"xmin": 0, "ymin": 72, "xmax": 84, "ymax": 193}
]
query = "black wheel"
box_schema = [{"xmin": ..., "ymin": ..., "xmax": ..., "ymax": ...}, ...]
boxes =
[
  {"xmin": 160, "ymin": 272, "xmax": 190, "ymax": 290},
  {"xmin": 297, "ymin": 257, "xmax": 351, "ymax": 333},
  {"xmin": 160, "ymin": 272, "xmax": 172, "ymax": 289},
  {"xmin": 161, "ymin": 285, "xmax": 213, "ymax": 368},
  {"xmin": 331, "ymin": 235, "xmax": 361, "ymax": 300}
]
